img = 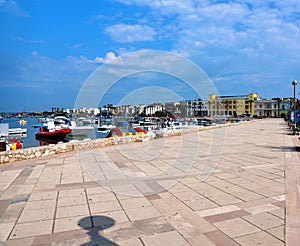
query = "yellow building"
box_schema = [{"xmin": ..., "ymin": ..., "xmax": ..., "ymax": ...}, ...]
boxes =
[{"xmin": 208, "ymin": 93, "xmax": 258, "ymax": 117}]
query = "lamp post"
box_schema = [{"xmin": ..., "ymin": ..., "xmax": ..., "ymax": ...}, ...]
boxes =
[{"xmin": 292, "ymin": 80, "xmax": 298, "ymax": 134}]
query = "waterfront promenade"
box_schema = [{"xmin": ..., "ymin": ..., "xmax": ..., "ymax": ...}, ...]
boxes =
[{"xmin": 0, "ymin": 118, "xmax": 299, "ymax": 245}]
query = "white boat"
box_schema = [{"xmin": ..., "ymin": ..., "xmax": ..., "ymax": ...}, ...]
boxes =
[
  {"xmin": 69, "ymin": 121, "xmax": 93, "ymax": 136},
  {"xmin": 97, "ymin": 125, "xmax": 115, "ymax": 133},
  {"xmin": 78, "ymin": 117, "xmax": 92, "ymax": 125},
  {"xmin": 8, "ymin": 128, "xmax": 27, "ymax": 137},
  {"xmin": 54, "ymin": 116, "xmax": 70, "ymax": 125},
  {"xmin": 139, "ymin": 118, "xmax": 156, "ymax": 126}
]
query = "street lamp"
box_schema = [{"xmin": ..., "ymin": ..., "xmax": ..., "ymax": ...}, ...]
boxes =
[
  {"xmin": 292, "ymin": 80, "xmax": 298, "ymax": 134},
  {"xmin": 292, "ymin": 80, "xmax": 298, "ymax": 109}
]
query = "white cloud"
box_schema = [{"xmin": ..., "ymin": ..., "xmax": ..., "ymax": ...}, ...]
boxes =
[
  {"xmin": 0, "ymin": 0, "xmax": 29, "ymax": 17},
  {"xmin": 105, "ymin": 24, "xmax": 156, "ymax": 43},
  {"xmin": 116, "ymin": 0, "xmax": 195, "ymax": 15},
  {"xmin": 112, "ymin": 0, "xmax": 300, "ymax": 60},
  {"xmin": 112, "ymin": 0, "xmax": 300, "ymax": 97},
  {"xmin": 94, "ymin": 52, "xmax": 120, "ymax": 64}
]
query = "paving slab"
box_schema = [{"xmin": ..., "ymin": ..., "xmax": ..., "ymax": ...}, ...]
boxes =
[
  {"xmin": 0, "ymin": 118, "xmax": 298, "ymax": 245},
  {"xmin": 266, "ymin": 225, "xmax": 285, "ymax": 241},
  {"xmin": 55, "ymin": 204, "xmax": 90, "ymax": 219},
  {"xmin": 141, "ymin": 230, "xmax": 189, "ymax": 245},
  {"xmin": 54, "ymin": 215, "xmax": 92, "ymax": 233},
  {"xmin": 18, "ymin": 207, "xmax": 55, "ymax": 223},
  {"xmin": 9, "ymin": 220, "xmax": 53, "ymax": 239},
  {"xmin": 243, "ymin": 212, "xmax": 284, "ymax": 230},
  {"xmin": 235, "ymin": 230, "xmax": 284, "ymax": 246},
  {"xmin": 213, "ymin": 217, "xmax": 261, "ymax": 238},
  {"xmin": 89, "ymin": 200, "xmax": 122, "ymax": 214}
]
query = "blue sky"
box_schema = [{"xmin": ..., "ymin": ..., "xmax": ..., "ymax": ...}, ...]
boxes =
[{"xmin": 1, "ymin": 0, "xmax": 300, "ymax": 112}]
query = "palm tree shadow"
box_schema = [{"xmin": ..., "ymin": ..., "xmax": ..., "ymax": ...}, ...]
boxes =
[{"xmin": 78, "ymin": 215, "xmax": 119, "ymax": 246}]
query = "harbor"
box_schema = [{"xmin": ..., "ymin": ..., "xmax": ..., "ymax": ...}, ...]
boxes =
[
  {"xmin": 0, "ymin": 115, "xmax": 230, "ymax": 164},
  {"xmin": 0, "ymin": 118, "xmax": 297, "ymax": 245},
  {"xmin": 0, "ymin": 113, "xmax": 225, "ymax": 151},
  {"xmin": 1, "ymin": 1, "xmax": 300, "ymax": 245}
]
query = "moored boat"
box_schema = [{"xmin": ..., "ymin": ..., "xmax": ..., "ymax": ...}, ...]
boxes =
[
  {"xmin": 35, "ymin": 127, "xmax": 71, "ymax": 139},
  {"xmin": 35, "ymin": 120, "xmax": 71, "ymax": 139},
  {"xmin": 69, "ymin": 121, "xmax": 93, "ymax": 136},
  {"xmin": 8, "ymin": 128, "xmax": 27, "ymax": 137},
  {"xmin": 97, "ymin": 124, "xmax": 115, "ymax": 132}
]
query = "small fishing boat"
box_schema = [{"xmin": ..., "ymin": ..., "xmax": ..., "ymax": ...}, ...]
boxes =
[
  {"xmin": 35, "ymin": 121, "xmax": 71, "ymax": 139},
  {"xmin": 35, "ymin": 127, "xmax": 71, "ymax": 139}
]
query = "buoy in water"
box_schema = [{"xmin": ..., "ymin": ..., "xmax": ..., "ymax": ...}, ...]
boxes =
[{"xmin": 19, "ymin": 119, "xmax": 27, "ymax": 126}]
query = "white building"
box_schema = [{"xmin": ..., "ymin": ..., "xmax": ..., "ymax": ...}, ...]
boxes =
[
  {"xmin": 254, "ymin": 99, "xmax": 279, "ymax": 117},
  {"xmin": 144, "ymin": 103, "xmax": 164, "ymax": 116}
]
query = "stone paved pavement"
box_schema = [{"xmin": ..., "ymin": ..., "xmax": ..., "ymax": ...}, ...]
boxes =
[{"xmin": 0, "ymin": 118, "xmax": 298, "ymax": 245}]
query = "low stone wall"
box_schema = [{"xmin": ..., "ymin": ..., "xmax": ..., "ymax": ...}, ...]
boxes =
[
  {"xmin": 0, "ymin": 133, "xmax": 154, "ymax": 164},
  {"xmin": 0, "ymin": 121, "xmax": 250, "ymax": 164}
]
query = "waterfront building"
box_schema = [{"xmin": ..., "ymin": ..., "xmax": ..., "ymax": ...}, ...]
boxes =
[
  {"xmin": 135, "ymin": 104, "xmax": 146, "ymax": 116},
  {"xmin": 183, "ymin": 99, "xmax": 208, "ymax": 117},
  {"xmin": 165, "ymin": 102, "xmax": 182, "ymax": 117},
  {"xmin": 254, "ymin": 99, "xmax": 279, "ymax": 117},
  {"xmin": 115, "ymin": 105, "xmax": 132, "ymax": 116},
  {"xmin": 114, "ymin": 105, "xmax": 145, "ymax": 117},
  {"xmin": 208, "ymin": 93, "xmax": 258, "ymax": 117},
  {"xmin": 165, "ymin": 99, "xmax": 208, "ymax": 118},
  {"xmin": 73, "ymin": 108, "xmax": 100, "ymax": 116},
  {"xmin": 279, "ymin": 98, "xmax": 291, "ymax": 118},
  {"xmin": 144, "ymin": 103, "xmax": 164, "ymax": 116}
]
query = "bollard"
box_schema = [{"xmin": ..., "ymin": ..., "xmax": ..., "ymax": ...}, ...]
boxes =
[
  {"xmin": 128, "ymin": 132, "xmax": 132, "ymax": 136},
  {"xmin": 122, "ymin": 132, "xmax": 126, "ymax": 137}
]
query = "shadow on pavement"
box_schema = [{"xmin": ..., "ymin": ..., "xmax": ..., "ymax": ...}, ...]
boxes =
[
  {"xmin": 78, "ymin": 215, "xmax": 119, "ymax": 246},
  {"xmin": 256, "ymin": 145, "xmax": 300, "ymax": 152}
]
